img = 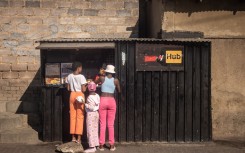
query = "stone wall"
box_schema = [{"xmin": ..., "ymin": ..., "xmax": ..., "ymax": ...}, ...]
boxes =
[{"xmin": 0, "ymin": 0, "xmax": 139, "ymax": 114}]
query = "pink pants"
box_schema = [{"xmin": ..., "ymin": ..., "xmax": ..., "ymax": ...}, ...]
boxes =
[{"xmin": 99, "ymin": 97, "xmax": 116, "ymax": 145}]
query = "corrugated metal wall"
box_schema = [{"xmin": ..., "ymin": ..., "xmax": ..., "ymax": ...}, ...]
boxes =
[{"xmin": 114, "ymin": 41, "xmax": 211, "ymax": 142}]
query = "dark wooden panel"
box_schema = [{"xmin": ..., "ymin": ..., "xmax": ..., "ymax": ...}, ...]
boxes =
[
  {"xmin": 135, "ymin": 71, "xmax": 143, "ymax": 141},
  {"xmin": 127, "ymin": 43, "xmax": 135, "ymax": 141},
  {"xmin": 184, "ymin": 46, "xmax": 193, "ymax": 141},
  {"xmin": 144, "ymin": 72, "xmax": 152, "ymax": 141},
  {"xmin": 192, "ymin": 46, "xmax": 201, "ymax": 141},
  {"xmin": 151, "ymin": 72, "xmax": 160, "ymax": 141},
  {"xmin": 176, "ymin": 71, "xmax": 185, "ymax": 141},
  {"xmin": 42, "ymin": 87, "xmax": 52, "ymax": 141},
  {"xmin": 168, "ymin": 72, "xmax": 176, "ymax": 141},
  {"xmin": 200, "ymin": 45, "xmax": 211, "ymax": 141},
  {"xmin": 159, "ymin": 72, "xmax": 168, "ymax": 141},
  {"xmin": 142, "ymin": 72, "xmax": 146, "ymax": 141},
  {"xmin": 118, "ymin": 43, "xmax": 127, "ymax": 142},
  {"xmin": 114, "ymin": 43, "xmax": 120, "ymax": 142},
  {"xmin": 53, "ymin": 88, "xmax": 62, "ymax": 141}
]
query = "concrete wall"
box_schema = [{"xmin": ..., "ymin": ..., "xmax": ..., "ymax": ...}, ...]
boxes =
[
  {"xmin": 0, "ymin": 0, "xmax": 139, "ymax": 114},
  {"xmin": 211, "ymin": 39, "xmax": 245, "ymax": 141},
  {"xmin": 161, "ymin": 0, "xmax": 245, "ymax": 140},
  {"xmin": 162, "ymin": 0, "xmax": 245, "ymax": 38}
]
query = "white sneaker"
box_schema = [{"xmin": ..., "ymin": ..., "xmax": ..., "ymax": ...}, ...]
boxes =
[
  {"xmin": 110, "ymin": 146, "xmax": 116, "ymax": 151},
  {"xmin": 84, "ymin": 147, "xmax": 96, "ymax": 153}
]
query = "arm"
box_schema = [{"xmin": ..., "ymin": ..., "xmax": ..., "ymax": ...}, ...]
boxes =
[
  {"xmin": 94, "ymin": 76, "xmax": 105, "ymax": 84},
  {"xmin": 114, "ymin": 78, "xmax": 121, "ymax": 93},
  {"xmin": 66, "ymin": 84, "xmax": 70, "ymax": 91},
  {"xmin": 82, "ymin": 84, "xmax": 87, "ymax": 92}
]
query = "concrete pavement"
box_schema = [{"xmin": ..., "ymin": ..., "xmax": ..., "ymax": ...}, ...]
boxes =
[{"xmin": 0, "ymin": 141, "xmax": 244, "ymax": 153}]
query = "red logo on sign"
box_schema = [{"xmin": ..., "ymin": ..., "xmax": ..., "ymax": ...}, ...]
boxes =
[{"xmin": 144, "ymin": 56, "xmax": 157, "ymax": 62}]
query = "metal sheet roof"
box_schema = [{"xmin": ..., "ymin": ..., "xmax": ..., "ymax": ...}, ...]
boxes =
[{"xmin": 37, "ymin": 38, "xmax": 210, "ymax": 43}]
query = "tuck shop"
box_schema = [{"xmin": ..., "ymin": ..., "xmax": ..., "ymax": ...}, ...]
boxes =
[{"xmin": 36, "ymin": 38, "xmax": 211, "ymax": 142}]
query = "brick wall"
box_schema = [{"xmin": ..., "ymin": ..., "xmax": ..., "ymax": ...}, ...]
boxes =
[{"xmin": 0, "ymin": 0, "xmax": 139, "ymax": 113}]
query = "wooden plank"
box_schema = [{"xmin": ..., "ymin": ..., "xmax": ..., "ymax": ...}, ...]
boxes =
[
  {"xmin": 142, "ymin": 72, "xmax": 146, "ymax": 141},
  {"xmin": 43, "ymin": 87, "xmax": 52, "ymax": 142},
  {"xmin": 144, "ymin": 71, "xmax": 152, "ymax": 141},
  {"xmin": 151, "ymin": 72, "xmax": 160, "ymax": 141},
  {"xmin": 118, "ymin": 42, "xmax": 127, "ymax": 142},
  {"xmin": 159, "ymin": 71, "xmax": 168, "ymax": 141},
  {"xmin": 176, "ymin": 71, "xmax": 185, "ymax": 141},
  {"xmin": 135, "ymin": 71, "xmax": 143, "ymax": 141},
  {"xmin": 168, "ymin": 72, "xmax": 176, "ymax": 141},
  {"xmin": 114, "ymin": 43, "xmax": 120, "ymax": 142},
  {"xmin": 53, "ymin": 88, "xmax": 62, "ymax": 141},
  {"xmin": 127, "ymin": 43, "xmax": 135, "ymax": 141},
  {"xmin": 192, "ymin": 46, "xmax": 201, "ymax": 141},
  {"xmin": 200, "ymin": 45, "xmax": 211, "ymax": 141},
  {"xmin": 184, "ymin": 46, "xmax": 193, "ymax": 141}
]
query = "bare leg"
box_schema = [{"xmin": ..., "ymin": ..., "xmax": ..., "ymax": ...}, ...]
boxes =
[
  {"xmin": 72, "ymin": 134, "xmax": 76, "ymax": 142},
  {"xmin": 77, "ymin": 135, "xmax": 81, "ymax": 143}
]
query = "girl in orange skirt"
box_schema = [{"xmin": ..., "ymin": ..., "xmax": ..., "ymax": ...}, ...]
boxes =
[{"xmin": 66, "ymin": 61, "xmax": 87, "ymax": 143}]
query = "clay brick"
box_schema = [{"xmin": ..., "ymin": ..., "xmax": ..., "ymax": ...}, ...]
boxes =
[
  {"xmin": 71, "ymin": 1, "xmax": 90, "ymax": 9},
  {"xmin": 17, "ymin": 8, "xmax": 34, "ymax": 16},
  {"xmin": 2, "ymin": 72, "xmax": 19, "ymax": 79},
  {"xmin": 11, "ymin": 17, "xmax": 27, "ymax": 25},
  {"xmin": 60, "ymin": 17, "xmax": 74, "ymax": 24},
  {"xmin": 41, "ymin": 0, "xmax": 56, "ymax": 8},
  {"xmin": 0, "ymin": 102, "xmax": 6, "ymax": 112},
  {"xmin": 67, "ymin": 25, "xmax": 82, "ymax": 33},
  {"xmin": 0, "ymin": 64, "xmax": 11, "ymax": 72},
  {"xmin": 132, "ymin": 9, "xmax": 139, "ymax": 16},
  {"xmin": 90, "ymin": 17, "xmax": 107, "ymax": 25},
  {"xmin": 125, "ymin": 2, "xmax": 138, "ymax": 9},
  {"xmin": 107, "ymin": 18, "xmax": 125, "ymax": 25},
  {"xmin": 0, "ymin": 17, "xmax": 11, "ymax": 24},
  {"xmin": 106, "ymin": 2, "xmax": 124, "ymax": 9},
  {"xmin": 12, "ymin": 64, "xmax": 27, "ymax": 71},
  {"xmin": 43, "ymin": 17, "xmax": 58, "ymax": 25},
  {"xmin": 84, "ymin": 9, "xmax": 98, "ymax": 16},
  {"xmin": 2, "ymin": 86, "xmax": 11, "ymax": 90},
  {"xmin": 17, "ymin": 56, "xmax": 35, "ymax": 63},
  {"xmin": 16, "ymin": 24, "xmax": 30, "ymax": 32},
  {"xmin": 81, "ymin": 25, "xmax": 97, "ymax": 33},
  {"xmin": 2, "ymin": 56, "xmax": 17, "ymax": 64},
  {"xmin": 57, "ymin": 0, "xmax": 71, "ymax": 8},
  {"xmin": 98, "ymin": 10, "xmax": 116, "ymax": 17},
  {"xmin": 125, "ymin": 17, "xmax": 138, "ymax": 25},
  {"xmin": 27, "ymin": 17, "xmax": 43, "ymax": 24},
  {"xmin": 50, "ymin": 8, "xmax": 68, "ymax": 16},
  {"xmin": 97, "ymin": 26, "xmax": 116, "ymax": 33},
  {"xmin": 0, "ymin": 0, "xmax": 8, "ymax": 7},
  {"xmin": 0, "ymin": 80, "xmax": 9, "ymax": 86},
  {"xmin": 9, "ymin": 79, "xmax": 28, "ymax": 86},
  {"xmin": 11, "ymin": 87, "xmax": 19, "ymax": 90},
  {"xmin": 91, "ymin": 1, "xmax": 106, "ymax": 9},
  {"xmin": 19, "ymin": 72, "xmax": 36, "ymax": 79},
  {"xmin": 33, "ymin": 8, "xmax": 50, "ymax": 16},
  {"xmin": 68, "ymin": 8, "xmax": 83, "ymax": 16},
  {"xmin": 75, "ymin": 17, "xmax": 90, "ymax": 24},
  {"xmin": 10, "ymin": 0, "xmax": 24, "ymax": 7},
  {"xmin": 28, "ymin": 64, "xmax": 40, "ymax": 71},
  {"xmin": 117, "ymin": 10, "xmax": 131, "ymax": 17},
  {"xmin": 26, "ymin": 1, "xmax": 40, "ymax": 8},
  {"xmin": 0, "ymin": 49, "xmax": 11, "ymax": 55}
]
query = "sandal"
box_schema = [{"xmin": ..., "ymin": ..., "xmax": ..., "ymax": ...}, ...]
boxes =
[{"xmin": 76, "ymin": 140, "xmax": 81, "ymax": 144}]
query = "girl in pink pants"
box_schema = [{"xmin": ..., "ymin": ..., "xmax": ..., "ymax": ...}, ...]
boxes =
[{"xmin": 95, "ymin": 65, "xmax": 121, "ymax": 151}]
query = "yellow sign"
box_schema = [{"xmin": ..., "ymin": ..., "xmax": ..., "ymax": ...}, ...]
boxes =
[{"xmin": 166, "ymin": 50, "xmax": 182, "ymax": 64}]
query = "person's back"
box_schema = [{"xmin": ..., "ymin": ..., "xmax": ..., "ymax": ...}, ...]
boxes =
[
  {"xmin": 66, "ymin": 73, "xmax": 86, "ymax": 92},
  {"xmin": 101, "ymin": 76, "xmax": 115, "ymax": 94}
]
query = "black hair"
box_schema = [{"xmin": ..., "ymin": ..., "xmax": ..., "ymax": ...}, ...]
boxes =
[{"xmin": 72, "ymin": 61, "xmax": 82, "ymax": 71}]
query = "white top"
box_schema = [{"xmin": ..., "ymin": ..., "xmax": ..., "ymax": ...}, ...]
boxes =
[
  {"xmin": 85, "ymin": 94, "xmax": 100, "ymax": 112},
  {"xmin": 65, "ymin": 74, "xmax": 86, "ymax": 92}
]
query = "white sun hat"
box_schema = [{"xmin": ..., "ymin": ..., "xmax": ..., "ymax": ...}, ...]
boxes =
[{"xmin": 105, "ymin": 65, "xmax": 116, "ymax": 74}]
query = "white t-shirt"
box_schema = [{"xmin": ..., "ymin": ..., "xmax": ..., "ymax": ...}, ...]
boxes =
[
  {"xmin": 85, "ymin": 93, "xmax": 100, "ymax": 112},
  {"xmin": 66, "ymin": 74, "xmax": 86, "ymax": 92}
]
